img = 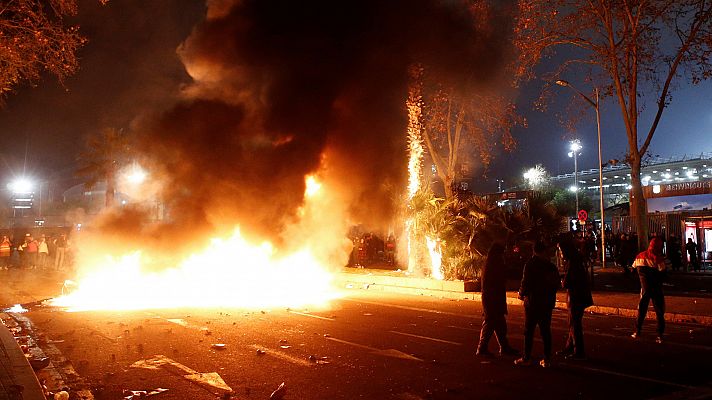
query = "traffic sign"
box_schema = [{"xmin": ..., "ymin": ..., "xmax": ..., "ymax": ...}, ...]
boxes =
[{"xmin": 578, "ymin": 209, "xmax": 588, "ymax": 221}]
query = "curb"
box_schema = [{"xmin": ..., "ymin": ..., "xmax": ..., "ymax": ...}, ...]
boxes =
[
  {"xmin": 335, "ymin": 272, "xmax": 712, "ymax": 326},
  {"xmin": 0, "ymin": 313, "xmax": 47, "ymax": 400}
]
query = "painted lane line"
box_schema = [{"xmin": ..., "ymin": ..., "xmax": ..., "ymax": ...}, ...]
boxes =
[
  {"xmin": 288, "ymin": 310, "xmax": 335, "ymax": 321},
  {"xmin": 250, "ymin": 344, "xmax": 314, "ymax": 367},
  {"xmin": 341, "ymin": 298, "xmax": 472, "ymax": 318},
  {"xmin": 560, "ymin": 363, "xmax": 695, "ymax": 390},
  {"xmin": 447, "ymin": 325, "xmax": 479, "ymax": 332},
  {"xmin": 131, "ymin": 355, "xmax": 233, "ymax": 393},
  {"xmin": 389, "ymin": 330, "xmax": 463, "ymax": 345},
  {"xmin": 325, "ymin": 336, "xmax": 423, "ymax": 361}
]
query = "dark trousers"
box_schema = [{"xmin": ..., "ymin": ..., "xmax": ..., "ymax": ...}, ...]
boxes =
[
  {"xmin": 637, "ymin": 267, "xmax": 665, "ymax": 335},
  {"xmin": 478, "ymin": 313, "xmax": 510, "ymax": 352},
  {"xmin": 564, "ymin": 306, "xmax": 585, "ymax": 356},
  {"xmin": 523, "ymin": 307, "xmax": 552, "ymax": 360}
]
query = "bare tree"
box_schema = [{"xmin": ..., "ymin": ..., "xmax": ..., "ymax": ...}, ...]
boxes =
[
  {"xmin": 514, "ymin": 0, "xmax": 712, "ymax": 248},
  {"xmin": 0, "ymin": 0, "xmax": 90, "ymax": 101},
  {"xmin": 420, "ymin": 72, "xmax": 520, "ymax": 200},
  {"xmin": 76, "ymin": 128, "xmax": 131, "ymax": 208}
]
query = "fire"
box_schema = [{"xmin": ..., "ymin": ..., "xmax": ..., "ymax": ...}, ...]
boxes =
[
  {"xmin": 51, "ymin": 175, "xmax": 346, "ymax": 312},
  {"xmin": 50, "ymin": 229, "xmax": 338, "ymax": 311}
]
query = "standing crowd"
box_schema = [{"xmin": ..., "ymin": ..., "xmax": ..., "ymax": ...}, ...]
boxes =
[
  {"xmin": 0, "ymin": 232, "xmax": 70, "ymax": 271},
  {"xmin": 476, "ymin": 233, "xmax": 669, "ymax": 368}
]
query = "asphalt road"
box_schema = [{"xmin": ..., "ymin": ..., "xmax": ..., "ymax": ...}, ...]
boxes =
[{"xmin": 7, "ymin": 285, "xmax": 712, "ymax": 400}]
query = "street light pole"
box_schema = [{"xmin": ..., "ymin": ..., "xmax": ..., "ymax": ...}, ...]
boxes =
[
  {"xmin": 573, "ymin": 145, "xmax": 579, "ymax": 212},
  {"xmin": 556, "ymin": 80, "xmax": 606, "ymax": 283}
]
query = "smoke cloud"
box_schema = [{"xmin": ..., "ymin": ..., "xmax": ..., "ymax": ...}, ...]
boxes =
[{"xmin": 134, "ymin": 0, "xmax": 513, "ymax": 245}]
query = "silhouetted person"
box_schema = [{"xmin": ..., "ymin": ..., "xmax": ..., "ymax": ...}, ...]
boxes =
[
  {"xmin": 514, "ymin": 241, "xmax": 559, "ymax": 368},
  {"xmin": 558, "ymin": 238, "xmax": 593, "ymax": 360},
  {"xmin": 632, "ymin": 237, "xmax": 667, "ymax": 343},
  {"xmin": 476, "ymin": 243, "xmax": 519, "ymax": 357},
  {"xmin": 667, "ymin": 237, "xmax": 682, "ymax": 272},
  {"xmin": 686, "ymin": 238, "xmax": 699, "ymax": 272}
]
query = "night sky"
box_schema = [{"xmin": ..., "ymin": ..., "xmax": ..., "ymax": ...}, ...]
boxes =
[{"xmin": 0, "ymin": 0, "xmax": 710, "ymax": 195}]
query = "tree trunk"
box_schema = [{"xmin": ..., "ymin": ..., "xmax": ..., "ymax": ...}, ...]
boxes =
[
  {"xmin": 443, "ymin": 175, "xmax": 455, "ymax": 200},
  {"xmin": 629, "ymin": 160, "xmax": 648, "ymax": 251}
]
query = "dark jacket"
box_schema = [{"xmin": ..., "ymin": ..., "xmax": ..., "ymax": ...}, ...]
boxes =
[
  {"xmin": 562, "ymin": 257, "xmax": 594, "ymax": 309},
  {"xmin": 519, "ymin": 255, "xmax": 559, "ymax": 312},
  {"xmin": 481, "ymin": 247, "xmax": 508, "ymax": 316}
]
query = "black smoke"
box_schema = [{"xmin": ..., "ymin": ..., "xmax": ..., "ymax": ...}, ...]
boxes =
[{"xmin": 138, "ymin": 0, "xmax": 513, "ymax": 245}]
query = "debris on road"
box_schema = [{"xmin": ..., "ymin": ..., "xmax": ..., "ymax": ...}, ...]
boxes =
[
  {"xmin": 270, "ymin": 382, "xmax": 286, "ymax": 400},
  {"xmin": 308, "ymin": 355, "xmax": 330, "ymax": 365},
  {"xmin": 211, "ymin": 343, "xmax": 227, "ymax": 350},
  {"xmin": 122, "ymin": 388, "xmax": 169, "ymax": 399},
  {"xmin": 256, "ymin": 349, "xmax": 266, "ymax": 355},
  {"xmin": 53, "ymin": 391, "xmax": 70, "ymax": 400}
]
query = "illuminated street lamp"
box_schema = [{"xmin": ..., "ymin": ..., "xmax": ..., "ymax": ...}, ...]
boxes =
[
  {"xmin": 125, "ymin": 165, "xmax": 147, "ymax": 185},
  {"xmin": 567, "ymin": 139, "xmax": 582, "ymax": 212},
  {"xmin": 556, "ymin": 79, "xmax": 606, "ymax": 278},
  {"xmin": 523, "ymin": 165, "xmax": 546, "ymax": 189},
  {"xmin": 7, "ymin": 178, "xmax": 33, "ymax": 194}
]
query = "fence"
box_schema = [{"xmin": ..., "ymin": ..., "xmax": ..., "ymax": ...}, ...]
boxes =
[{"xmin": 612, "ymin": 212, "xmax": 684, "ymax": 241}]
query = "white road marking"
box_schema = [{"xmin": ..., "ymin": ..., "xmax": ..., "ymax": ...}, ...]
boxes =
[
  {"xmin": 250, "ymin": 344, "xmax": 314, "ymax": 367},
  {"xmin": 560, "ymin": 363, "xmax": 695, "ymax": 389},
  {"xmin": 341, "ymin": 298, "xmax": 468, "ymax": 317},
  {"xmin": 288, "ymin": 310, "xmax": 335, "ymax": 321},
  {"xmin": 131, "ymin": 355, "xmax": 232, "ymax": 392},
  {"xmin": 389, "ymin": 330, "xmax": 463, "ymax": 345},
  {"xmin": 325, "ymin": 336, "xmax": 423, "ymax": 361}
]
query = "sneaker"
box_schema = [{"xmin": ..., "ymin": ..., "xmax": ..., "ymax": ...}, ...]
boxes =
[
  {"xmin": 513, "ymin": 357, "xmax": 532, "ymax": 366},
  {"xmin": 539, "ymin": 359, "xmax": 551, "ymax": 368},
  {"xmin": 500, "ymin": 347, "xmax": 520, "ymax": 357},
  {"xmin": 655, "ymin": 336, "xmax": 664, "ymax": 344}
]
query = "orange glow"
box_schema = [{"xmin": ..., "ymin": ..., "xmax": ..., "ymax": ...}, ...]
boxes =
[
  {"xmin": 51, "ymin": 174, "xmax": 350, "ymax": 312},
  {"xmin": 50, "ymin": 229, "xmax": 338, "ymax": 311}
]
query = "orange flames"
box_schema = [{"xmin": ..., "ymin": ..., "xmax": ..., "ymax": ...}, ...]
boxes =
[{"xmin": 51, "ymin": 175, "xmax": 348, "ymax": 311}]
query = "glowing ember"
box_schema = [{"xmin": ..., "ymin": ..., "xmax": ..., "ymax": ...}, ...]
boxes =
[
  {"xmin": 305, "ymin": 175, "xmax": 322, "ymax": 197},
  {"xmin": 50, "ymin": 229, "xmax": 338, "ymax": 311},
  {"xmin": 426, "ymin": 237, "xmax": 443, "ymax": 280}
]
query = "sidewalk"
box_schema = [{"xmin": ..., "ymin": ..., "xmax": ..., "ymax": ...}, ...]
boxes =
[
  {"xmin": 0, "ymin": 313, "xmax": 46, "ymax": 400},
  {"xmin": 336, "ymin": 268, "xmax": 712, "ymax": 326}
]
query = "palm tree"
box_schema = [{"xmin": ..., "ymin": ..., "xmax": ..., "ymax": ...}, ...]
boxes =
[{"xmin": 76, "ymin": 128, "xmax": 131, "ymax": 208}]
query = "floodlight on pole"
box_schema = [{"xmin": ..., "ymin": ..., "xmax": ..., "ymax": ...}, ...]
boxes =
[
  {"xmin": 7, "ymin": 178, "xmax": 33, "ymax": 194},
  {"xmin": 125, "ymin": 165, "xmax": 147, "ymax": 185},
  {"xmin": 556, "ymin": 79, "xmax": 606, "ymax": 285}
]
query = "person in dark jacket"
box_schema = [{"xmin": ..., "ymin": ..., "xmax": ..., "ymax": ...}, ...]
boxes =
[
  {"xmin": 476, "ymin": 243, "xmax": 519, "ymax": 357},
  {"xmin": 632, "ymin": 237, "xmax": 667, "ymax": 342},
  {"xmin": 514, "ymin": 240, "xmax": 560, "ymax": 368},
  {"xmin": 558, "ymin": 238, "xmax": 594, "ymax": 360}
]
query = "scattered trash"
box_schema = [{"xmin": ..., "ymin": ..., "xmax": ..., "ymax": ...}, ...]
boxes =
[
  {"xmin": 363, "ymin": 284, "xmax": 370, "ymax": 289},
  {"xmin": 345, "ymin": 284, "xmax": 354, "ymax": 289},
  {"xmin": 46, "ymin": 339, "xmax": 65, "ymax": 344},
  {"xmin": 256, "ymin": 349, "xmax": 266, "ymax": 355},
  {"xmin": 363, "ymin": 313, "xmax": 373, "ymax": 316},
  {"xmin": 54, "ymin": 391, "xmax": 70, "ymax": 400},
  {"xmin": 211, "ymin": 343, "xmax": 227, "ymax": 350},
  {"xmin": 308, "ymin": 355, "xmax": 330, "ymax": 364},
  {"xmin": 270, "ymin": 382, "xmax": 286, "ymax": 400},
  {"xmin": 279, "ymin": 339, "xmax": 288, "ymax": 344},
  {"xmin": 123, "ymin": 388, "xmax": 169, "ymax": 399},
  {"xmin": 30, "ymin": 357, "xmax": 50, "ymax": 370},
  {"xmin": 323, "ymin": 333, "xmax": 331, "ymax": 338},
  {"xmin": 280, "ymin": 345, "xmax": 291, "ymax": 349}
]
